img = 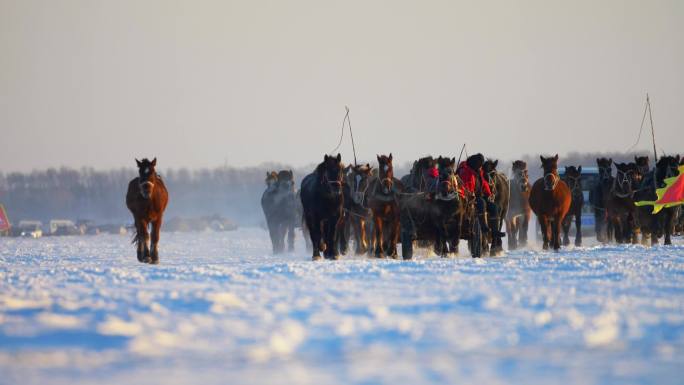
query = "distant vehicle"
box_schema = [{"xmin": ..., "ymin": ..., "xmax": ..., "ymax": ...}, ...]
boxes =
[
  {"xmin": 12, "ymin": 220, "xmax": 43, "ymax": 238},
  {"xmin": 48, "ymin": 220, "xmax": 80, "ymax": 236},
  {"xmin": 559, "ymin": 166, "xmax": 599, "ymax": 235}
]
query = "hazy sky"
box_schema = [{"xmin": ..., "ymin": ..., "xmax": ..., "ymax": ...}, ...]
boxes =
[{"xmin": 1, "ymin": 0, "xmax": 682, "ymax": 172}]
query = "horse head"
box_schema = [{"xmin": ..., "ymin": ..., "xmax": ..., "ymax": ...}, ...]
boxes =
[
  {"xmin": 596, "ymin": 157, "xmax": 613, "ymax": 185},
  {"xmin": 317, "ymin": 154, "xmax": 344, "ymax": 196},
  {"xmin": 540, "ymin": 154, "xmax": 560, "ymax": 191},
  {"xmin": 634, "ymin": 155, "xmax": 650, "ymax": 176},
  {"xmin": 613, "ymin": 162, "xmax": 634, "ymax": 197},
  {"xmin": 348, "ymin": 163, "xmax": 373, "ymax": 204},
  {"xmin": 512, "ymin": 160, "xmax": 530, "ymax": 192},
  {"xmin": 436, "ymin": 156, "xmax": 457, "ymax": 199},
  {"xmin": 656, "ymin": 155, "xmax": 681, "ymax": 187},
  {"xmin": 136, "ymin": 158, "xmax": 159, "ymax": 200},
  {"xmin": 563, "ymin": 165, "xmax": 583, "ymax": 196},
  {"xmin": 483, "ymin": 158, "xmax": 499, "ymax": 185},
  {"xmin": 276, "ymin": 170, "xmax": 295, "ymax": 192},
  {"xmin": 377, "ymin": 153, "xmax": 395, "ymax": 195}
]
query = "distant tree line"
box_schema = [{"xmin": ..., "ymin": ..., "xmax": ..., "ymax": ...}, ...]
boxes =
[{"xmin": 0, "ymin": 151, "xmax": 657, "ymax": 225}]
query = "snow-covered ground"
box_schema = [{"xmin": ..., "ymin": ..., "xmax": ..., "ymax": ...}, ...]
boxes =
[{"xmin": 1, "ymin": 228, "xmax": 683, "ymax": 385}]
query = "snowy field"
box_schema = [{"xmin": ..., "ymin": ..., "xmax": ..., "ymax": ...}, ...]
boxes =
[{"xmin": 1, "ymin": 228, "xmax": 684, "ymax": 385}]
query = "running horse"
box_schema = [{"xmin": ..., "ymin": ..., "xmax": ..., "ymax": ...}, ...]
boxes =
[
  {"xmin": 340, "ymin": 163, "xmax": 374, "ymax": 255},
  {"xmin": 300, "ymin": 154, "xmax": 345, "ymax": 260},
  {"xmin": 561, "ymin": 166, "xmax": 584, "ymax": 246},
  {"xmin": 126, "ymin": 158, "xmax": 169, "ymax": 264},
  {"xmin": 482, "ymin": 159, "xmax": 509, "ymax": 255},
  {"xmin": 605, "ymin": 162, "xmax": 640, "ymax": 243},
  {"xmin": 366, "ymin": 154, "xmax": 403, "ymax": 258},
  {"xmin": 589, "ymin": 157, "xmax": 613, "ymax": 242},
  {"xmin": 506, "ymin": 160, "xmax": 531, "ymax": 250},
  {"xmin": 635, "ymin": 155, "xmax": 681, "ymax": 245},
  {"xmin": 261, "ymin": 170, "xmax": 298, "ymax": 254},
  {"xmin": 529, "ymin": 154, "xmax": 571, "ymax": 251}
]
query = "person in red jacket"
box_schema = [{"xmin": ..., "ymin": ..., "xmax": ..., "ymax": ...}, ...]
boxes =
[{"xmin": 457, "ymin": 153, "xmax": 506, "ymax": 238}]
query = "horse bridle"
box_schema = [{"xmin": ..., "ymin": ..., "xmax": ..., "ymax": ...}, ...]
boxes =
[
  {"xmin": 513, "ymin": 169, "xmax": 529, "ymax": 192},
  {"xmin": 612, "ymin": 168, "xmax": 634, "ymax": 198},
  {"xmin": 436, "ymin": 167, "xmax": 459, "ymax": 200},
  {"xmin": 378, "ymin": 162, "xmax": 395, "ymax": 194},
  {"xmin": 598, "ymin": 166, "xmax": 613, "ymax": 184},
  {"xmin": 543, "ymin": 171, "xmax": 560, "ymax": 191},
  {"xmin": 139, "ymin": 170, "xmax": 156, "ymax": 198},
  {"xmin": 321, "ymin": 168, "xmax": 343, "ymax": 194},
  {"xmin": 564, "ymin": 174, "xmax": 582, "ymax": 197},
  {"xmin": 351, "ymin": 171, "xmax": 371, "ymax": 205}
]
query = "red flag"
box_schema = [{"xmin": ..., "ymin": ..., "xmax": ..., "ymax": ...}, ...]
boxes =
[{"xmin": 0, "ymin": 204, "xmax": 10, "ymax": 232}]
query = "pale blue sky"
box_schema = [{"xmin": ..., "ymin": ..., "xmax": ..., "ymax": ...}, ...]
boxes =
[{"xmin": 1, "ymin": 0, "xmax": 682, "ymax": 172}]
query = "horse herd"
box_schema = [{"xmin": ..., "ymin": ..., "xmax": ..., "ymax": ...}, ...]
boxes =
[
  {"xmin": 261, "ymin": 153, "xmax": 684, "ymax": 261},
  {"xmin": 121, "ymin": 153, "xmax": 683, "ymax": 264}
]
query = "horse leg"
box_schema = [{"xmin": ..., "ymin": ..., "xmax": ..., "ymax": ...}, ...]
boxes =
[
  {"xmin": 575, "ymin": 209, "xmax": 582, "ymax": 247},
  {"xmin": 374, "ymin": 215, "xmax": 384, "ymax": 258},
  {"xmin": 150, "ymin": 217, "xmax": 162, "ymax": 264},
  {"xmin": 266, "ymin": 219, "xmax": 278, "ymax": 254},
  {"xmin": 388, "ymin": 214, "xmax": 400, "ymax": 259},
  {"xmin": 664, "ymin": 209, "xmax": 675, "ymax": 245},
  {"xmin": 562, "ymin": 213, "xmax": 571, "ymax": 246},
  {"xmin": 324, "ymin": 215, "xmax": 341, "ymax": 260},
  {"xmin": 520, "ymin": 212, "xmax": 530, "ymax": 247},
  {"xmin": 354, "ymin": 217, "xmax": 368, "ymax": 255},
  {"xmin": 287, "ymin": 220, "xmax": 295, "ymax": 252},
  {"xmin": 141, "ymin": 220, "xmax": 151, "ymax": 262},
  {"xmin": 306, "ymin": 215, "xmax": 321, "ymax": 260},
  {"xmin": 539, "ymin": 216, "xmax": 549, "ymax": 250},
  {"xmin": 134, "ymin": 219, "xmax": 145, "ymax": 262},
  {"xmin": 552, "ymin": 215, "xmax": 563, "ymax": 251},
  {"xmin": 506, "ymin": 217, "xmax": 516, "ymax": 250}
]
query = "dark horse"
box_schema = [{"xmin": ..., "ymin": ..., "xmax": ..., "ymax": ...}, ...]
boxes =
[
  {"xmin": 399, "ymin": 156, "xmax": 462, "ymax": 258},
  {"xmin": 506, "ymin": 160, "xmax": 532, "ymax": 250},
  {"xmin": 126, "ymin": 158, "xmax": 169, "ymax": 264},
  {"xmin": 589, "ymin": 157, "xmax": 614, "ymax": 243},
  {"xmin": 261, "ymin": 170, "xmax": 298, "ymax": 254},
  {"xmin": 529, "ymin": 154, "xmax": 571, "ymax": 251},
  {"xmin": 366, "ymin": 154, "xmax": 403, "ymax": 258},
  {"xmin": 483, "ymin": 159, "xmax": 509, "ymax": 255},
  {"xmin": 606, "ymin": 162, "xmax": 639, "ymax": 244},
  {"xmin": 635, "ymin": 155, "xmax": 681, "ymax": 246},
  {"xmin": 300, "ymin": 154, "xmax": 345, "ymax": 260},
  {"xmin": 561, "ymin": 166, "xmax": 584, "ymax": 246},
  {"xmin": 340, "ymin": 163, "xmax": 374, "ymax": 255}
]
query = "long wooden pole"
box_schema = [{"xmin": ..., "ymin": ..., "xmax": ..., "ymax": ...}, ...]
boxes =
[
  {"xmin": 346, "ymin": 106, "xmax": 358, "ymax": 166},
  {"xmin": 647, "ymin": 93, "xmax": 658, "ymax": 164}
]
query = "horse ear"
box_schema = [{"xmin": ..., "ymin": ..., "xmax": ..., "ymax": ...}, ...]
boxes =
[
  {"xmin": 377, "ymin": 154, "xmax": 381, "ymax": 162},
  {"xmin": 578, "ymin": 166, "xmax": 582, "ymax": 173},
  {"xmin": 608, "ymin": 158, "xmax": 613, "ymax": 165},
  {"xmin": 289, "ymin": 170, "xmax": 293, "ymax": 178},
  {"xmin": 493, "ymin": 160, "xmax": 498, "ymax": 168},
  {"xmin": 676, "ymin": 155, "xmax": 681, "ymax": 163},
  {"xmin": 324, "ymin": 154, "xmax": 329, "ymax": 162},
  {"xmin": 634, "ymin": 156, "xmax": 638, "ymax": 163},
  {"xmin": 151, "ymin": 158, "xmax": 157, "ymax": 167},
  {"xmin": 553, "ymin": 154, "xmax": 558, "ymax": 161},
  {"xmin": 135, "ymin": 158, "xmax": 142, "ymax": 168},
  {"xmin": 336, "ymin": 153, "xmax": 341, "ymax": 162},
  {"xmin": 366, "ymin": 163, "xmax": 370, "ymax": 168},
  {"xmin": 540, "ymin": 155, "xmax": 545, "ymax": 164},
  {"xmin": 389, "ymin": 153, "xmax": 393, "ymax": 161}
]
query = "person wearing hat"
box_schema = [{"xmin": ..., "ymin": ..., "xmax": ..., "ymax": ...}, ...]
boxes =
[{"xmin": 457, "ymin": 153, "xmax": 506, "ymax": 239}]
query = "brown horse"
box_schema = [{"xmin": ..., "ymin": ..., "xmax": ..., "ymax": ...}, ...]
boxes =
[
  {"xmin": 126, "ymin": 158, "xmax": 169, "ymax": 264},
  {"xmin": 529, "ymin": 154, "xmax": 571, "ymax": 251},
  {"xmin": 366, "ymin": 154, "xmax": 403, "ymax": 258},
  {"xmin": 506, "ymin": 160, "xmax": 532, "ymax": 250},
  {"xmin": 561, "ymin": 166, "xmax": 584, "ymax": 246}
]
